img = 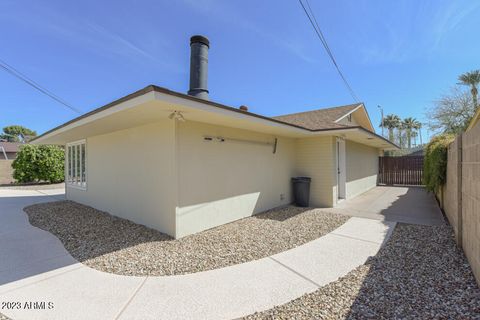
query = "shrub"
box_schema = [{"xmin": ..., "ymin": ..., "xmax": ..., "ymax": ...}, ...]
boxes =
[
  {"xmin": 423, "ymin": 134, "xmax": 455, "ymax": 192},
  {"xmin": 12, "ymin": 145, "xmax": 64, "ymax": 183}
]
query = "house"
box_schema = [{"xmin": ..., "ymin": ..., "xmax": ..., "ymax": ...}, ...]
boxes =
[
  {"xmin": 0, "ymin": 141, "xmax": 21, "ymax": 160},
  {"xmin": 32, "ymin": 35, "xmax": 398, "ymax": 238}
]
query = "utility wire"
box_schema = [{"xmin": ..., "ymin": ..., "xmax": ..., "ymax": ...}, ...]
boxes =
[
  {"xmin": 298, "ymin": 0, "xmax": 360, "ymax": 102},
  {"xmin": 0, "ymin": 58, "xmax": 82, "ymax": 114}
]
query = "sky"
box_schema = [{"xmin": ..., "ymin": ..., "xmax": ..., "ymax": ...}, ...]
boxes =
[{"xmin": 1, "ymin": 0, "xmax": 479, "ymax": 141}]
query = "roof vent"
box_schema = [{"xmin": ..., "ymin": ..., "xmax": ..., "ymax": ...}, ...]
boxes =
[
  {"xmin": 239, "ymin": 105, "xmax": 249, "ymax": 112},
  {"xmin": 188, "ymin": 35, "xmax": 210, "ymax": 100}
]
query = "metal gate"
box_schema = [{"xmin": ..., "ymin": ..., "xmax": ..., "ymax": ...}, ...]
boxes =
[{"xmin": 378, "ymin": 156, "xmax": 424, "ymax": 186}]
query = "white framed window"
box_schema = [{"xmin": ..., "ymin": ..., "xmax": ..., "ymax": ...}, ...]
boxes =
[{"xmin": 66, "ymin": 140, "xmax": 87, "ymax": 190}]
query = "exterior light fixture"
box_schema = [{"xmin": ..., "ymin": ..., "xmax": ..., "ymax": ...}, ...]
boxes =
[{"xmin": 168, "ymin": 111, "xmax": 186, "ymax": 122}]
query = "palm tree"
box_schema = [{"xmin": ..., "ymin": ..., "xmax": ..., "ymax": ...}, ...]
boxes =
[
  {"xmin": 411, "ymin": 130, "xmax": 418, "ymax": 147},
  {"xmin": 413, "ymin": 120, "xmax": 422, "ymax": 145},
  {"xmin": 459, "ymin": 70, "xmax": 480, "ymax": 110},
  {"xmin": 402, "ymin": 117, "xmax": 416, "ymax": 149},
  {"xmin": 397, "ymin": 122, "xmax": 404, "ymax": 148},
  {"xmin": 380, "ymin": 114, "xmax": 401, "ymax": 142}
]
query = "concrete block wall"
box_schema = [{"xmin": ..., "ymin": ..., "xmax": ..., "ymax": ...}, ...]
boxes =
[
  {"xmin": 444, "ymin": 137, "xmax": 462, "ymax": 245},
  {"xmin": 443, "ymin": 123, "xmax": 480, "ymax": 286},
  {"xmin": 461, "ymin": 124, "xmax": 480, "ymax": 285}
]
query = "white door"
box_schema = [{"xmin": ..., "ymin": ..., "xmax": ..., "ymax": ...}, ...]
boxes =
[{"xmin": 336, "ymin": 138, "xmax": 346, "ymax": 200}]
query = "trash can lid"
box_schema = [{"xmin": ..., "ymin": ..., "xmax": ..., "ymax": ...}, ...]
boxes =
[{"xmin": 291, "ymin": 177, "xmax": 311, "ymax": 181}]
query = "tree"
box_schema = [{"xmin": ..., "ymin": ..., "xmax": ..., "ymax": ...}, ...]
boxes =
[
  {"xmin": 1, "ymin": 125, "xmax": 37, "ymax": 142},
  {"xmin": 413, "ymin": 120, "xmax": 423, "ymax": 145},
  {"xmin": 379, "ymin": 114, "xmax": 401, "ymax": 142},
  {"xmin": 411, "ymin": 130, "xmax": 418, "ymax": 147},
  {"xmin": 12, "ymin": 145, "xmax": 64, "ymax": 183},
  {"xmin": 402, "ymin": 117, "xmax": 417, "ymax": 149},
  {"xmin": 426, "ymin": 86, "xmax": 476, "ymax": 134},
  {"xmin": 423, "ymin": 134, "xmax": 455, "ymax": 192},
  {"xmin": 396, "ymin": 122, "xmax": 405, "ymax": 148},
  {"xmin": 458, "ymin": 69, "xmax": 480, "ymax": 110}
]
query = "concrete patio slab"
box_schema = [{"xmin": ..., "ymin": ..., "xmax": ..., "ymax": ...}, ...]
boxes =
[
  {"xmin": 1, "ymin": 267, "xmax": 144, "ymax": 320},
  {"xmin": 0, "ymin": 254, "xmax": 80, "ymax": 294},
  {"xmin": 324, "ymin": 186, "xmax": 445, "ymax": 226},
  {"xmin": 270, "ymin": 232, "xmax": 382, "ymax": 287},
  {"xmin": 0, "ymin": 226, "xmax": 72, "ymax": 273},
  {"xmin": 331, "ymin": 217, "xmax": 395, "ymax": 244},
  {"xmin": 119, "ymin": 257, "xmax": 318, "ymax": 320}
]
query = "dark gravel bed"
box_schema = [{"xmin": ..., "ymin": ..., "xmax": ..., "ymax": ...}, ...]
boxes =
[
  {"xmin": 24, "ymin": 201, "xmax": 348, "ymax": 276},
  {"xmin": 245, "ymin": 223, "xmax": 480, "ymax": 319}
]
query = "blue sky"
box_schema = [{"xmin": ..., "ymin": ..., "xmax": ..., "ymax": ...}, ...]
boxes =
[{"xmin": 1, "ymin": 0, "xmax": 479, "ymax": 141}]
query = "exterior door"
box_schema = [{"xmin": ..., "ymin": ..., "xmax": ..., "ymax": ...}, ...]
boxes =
[{"xmin": 337, "ymin": 138, "xmax": 346, "ymax": 200}]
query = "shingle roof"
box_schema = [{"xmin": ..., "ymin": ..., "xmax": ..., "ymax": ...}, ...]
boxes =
[
  {"xmin": 0, "ymin": 142, "xmax": 22, "ymax": 152},
  {"xmin": 272, "ymin": 103, "xmax": 362, "ymax": 130}
]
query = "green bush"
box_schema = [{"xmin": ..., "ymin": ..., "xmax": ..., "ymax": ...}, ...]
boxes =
[
  {"xmin": 12, "ymin": 145, "xmax": 65, "ymax": 183},
  {"xmin": 423, "ymin": 134, "xmax": 455, "ymax": 192}
]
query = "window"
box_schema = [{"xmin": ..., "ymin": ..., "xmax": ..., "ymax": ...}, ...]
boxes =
[{"xmin": 66, "ymin": 140, "xmax": 87, "ymax": 189}]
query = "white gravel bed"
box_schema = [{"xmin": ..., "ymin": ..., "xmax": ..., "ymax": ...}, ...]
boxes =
[
  {"xmin": 245, "ymin": 223, "xmax": 480, "ymax": 319},
  {"xmin": 24, "ymin": 201, "xmax": 348, "ymax": 276}
]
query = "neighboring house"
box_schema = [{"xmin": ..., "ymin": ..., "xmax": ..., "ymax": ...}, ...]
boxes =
[
  {"xmin": 0, "ymin": 141, "xmax": 21, "ymax": 160},
  {"xmin": 32, "ymin": 35, "xmax": 398, "ymax": 238}
]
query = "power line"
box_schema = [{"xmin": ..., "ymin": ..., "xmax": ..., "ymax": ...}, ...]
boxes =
[
  {"xmin": 298, "ymin": 0, "xmax": 360, "ymax": 102},
  {"xmin": 0, "ymin": 58, "xmax": 82, "ymax": 114}
]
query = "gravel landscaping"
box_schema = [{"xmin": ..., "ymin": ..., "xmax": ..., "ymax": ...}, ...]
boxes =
[
  {"xmin": 245, "ymin": 223, "xmax": 480, "ymax": 319},
  {"xmin": 24, "ymin": 201, "xmax": 348, "ymax": 276}
]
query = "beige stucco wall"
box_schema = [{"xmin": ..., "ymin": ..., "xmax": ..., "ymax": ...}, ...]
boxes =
[
  {"xmin": 345, "ymin": 140, "xmax": 379, "ymax": 199},
  {"xmin": 66, "ymin": 120, "xmax": 177, "ymax": 237},
  {"xmin": 176, "ymin": 121, "xmax": 296, "ymax": 238},
  {"xmin": 64, "ymin": 118, "xmax": 382, "ymax": 239},
  {"xmin": 295, "ymin": 136, "xmax": 336, "ymax": 207}
]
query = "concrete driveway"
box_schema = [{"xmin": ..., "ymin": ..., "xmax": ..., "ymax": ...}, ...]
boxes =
[
  {"xmin": 324, "ymin": 186, "xmax": 445, "ymax": 226},
  {"xmin": 0, "ymin": 187, "xmax": 395, "ymax": 320}
]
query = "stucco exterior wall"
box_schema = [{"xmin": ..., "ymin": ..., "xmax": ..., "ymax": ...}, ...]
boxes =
[
  {"xmin": 295, "ymin": 136, "xmax": 336, "ymax": 207},
  {"xmin": 176, "ymin": 121, "xmax": 296, "ymax": 238},
  {"xmin": 345, "ymin": 140, "xmax": 379, "ymax": 199},
  {"xmin": 66, "ymin": 120, "xmax": 177, "ymax": 237},
  {"xmin": 63, "ymin": 118, "xmax": 382, "ymax": 239}
]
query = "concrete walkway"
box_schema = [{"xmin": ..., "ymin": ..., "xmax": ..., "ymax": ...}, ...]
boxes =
[
  {"xmin": 0, "ymin": 188, "xmax": 395, "ymax": 320},
  {"xmin": 324, "ymin": 186, "xmax": 445, "ymax": 226}
]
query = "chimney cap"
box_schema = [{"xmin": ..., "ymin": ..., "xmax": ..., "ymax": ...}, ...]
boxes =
[{"xmin": 190, "ymin": 35, "xmax": 210, "ymax": 48}]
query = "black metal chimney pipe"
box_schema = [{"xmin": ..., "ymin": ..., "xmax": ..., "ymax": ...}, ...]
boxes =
[{"xmin": 188, "ymin": 35, "xmax": 210, "ymax": 100}]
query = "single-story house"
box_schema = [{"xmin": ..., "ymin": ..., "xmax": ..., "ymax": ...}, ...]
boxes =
[
  {"xmin": 32, "ymin": 35, "xmax": 398, "ymax": 238},
  {"xmin": 0, "ymin": 141, "xmax": 21, "ymax": 160}
]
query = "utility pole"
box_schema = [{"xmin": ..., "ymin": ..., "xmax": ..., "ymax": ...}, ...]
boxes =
[{"xmin": 378, "ymin": 105, "xmax": 384, "ymax": 137}]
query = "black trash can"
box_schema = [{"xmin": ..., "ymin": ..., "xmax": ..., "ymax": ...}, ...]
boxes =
[{"xmin": 291, "ymin": 177, "xmax": 311, "ymax": 207}]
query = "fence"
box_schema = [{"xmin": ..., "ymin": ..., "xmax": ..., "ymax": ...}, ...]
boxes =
[
  {"xmin": 378, "ymin": 156, "xmax": 424, "ymax": 186},
  {"xmin": 438, "ymin": 122, "xmax": 480, "ymax": 285}
]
